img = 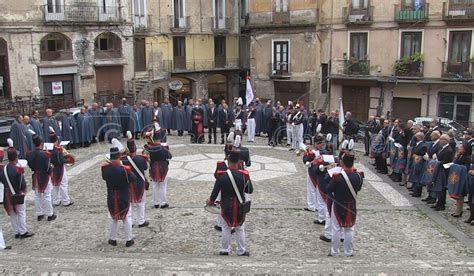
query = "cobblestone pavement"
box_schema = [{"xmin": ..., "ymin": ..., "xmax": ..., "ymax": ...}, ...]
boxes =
[{"xmin": 0, "ymin": 133, "xmax": 473, "ymax": 274}]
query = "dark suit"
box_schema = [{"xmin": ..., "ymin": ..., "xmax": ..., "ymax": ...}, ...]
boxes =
[
  {"xmin": 219, "ymin": 109, "xmax": 232, "ymax": 143},
  {"xmin": 435, "ymin": 144, "xmax": 454, "ymax": 208},
  {"xmin": 207, "ymin": 107, "xmax": 218, "ymax": 143},
  {"xmin": 428, "ymin": 141, "xmax": 441, "ymax": 159}
]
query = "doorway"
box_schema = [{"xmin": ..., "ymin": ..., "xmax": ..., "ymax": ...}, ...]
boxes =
[
  {"xmin": 342, "ymin": 86, "xmax": 370, "ymax": 122},
  {"xmin": 0, "ymin": 39, "xmax": 10, "ymax": 98},
  {"xmin": 134, "ymin": 37, "xmax": 146, "ymax": 72}
]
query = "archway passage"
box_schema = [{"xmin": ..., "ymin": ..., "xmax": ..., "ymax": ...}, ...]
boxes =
[
  {"xmin": 208, "ymin": 73, "xmax": 228, "ymax": 106},
  {"xmin": 168, "ymin": 77, "xmax": 192, "ymax": 105},
  {"xmin": 0, "ymin": 38, "xmax": 10, "ymax": 98},
  {"xmin": 153, "ymin": 87, "xmax": 164, "ymax": 104}
]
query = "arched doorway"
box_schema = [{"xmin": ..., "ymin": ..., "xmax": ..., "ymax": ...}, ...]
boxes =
[
  {"xmin": 0, "ymin": 38, "xmax": 10, "ymax": 98},
  {"xmin": 208, "ymin": 74, "xmax": 228, "ymax": 107},
  {"xmin": 168, "ymin": 77, "xmax": 192, "ymax": 105},
  {"xmin": 153, "ymin": 87, "xmax": 164, "ymax": 104}
]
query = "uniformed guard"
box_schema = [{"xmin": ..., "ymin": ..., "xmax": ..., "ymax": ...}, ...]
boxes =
[
  {"xmin": 48, "ymin": 128, "xmax": 74, "ymax": 207},
  {"xmin": 144, "ymin": 138, "xmax": 172, "ymax": 209},
  {"xmin": 0, "ymin": 139, "xmax": 34, "ymax": 239},
  {"xmin": 121, "ymin": 131, "xmax": 149, "ymax": 228},
  {"xmin": 323, "ymin": 145, "xmax": 363, "ymax": 257},
  {"xmin": 303, "ymin": 131, "xmax": 324, "ymax": 213},
  {"xmin": 102, "ymin": 146, "xmax": 137, "ymax": 247},
  {"xmin": 26, "ymin": 135, "xmax": 56, "ymax": 222},
  {"xmin": 207, "ymin": 150, "xmax": 252, "ymax": 256}
]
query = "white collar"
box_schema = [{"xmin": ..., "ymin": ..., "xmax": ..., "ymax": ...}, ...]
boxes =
[
  {"xmin": 416, "ymin": 140, "xmax": 423, "ymax": 146},
  {"xmin": 433, "ymin": 139, "xmax": 439, "ymax": 145}
]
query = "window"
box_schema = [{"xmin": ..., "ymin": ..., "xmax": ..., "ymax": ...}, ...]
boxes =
[
  {"xmin": 401, "ymin": 32, "xmax": 422, "ymax": 58},
  {"xmin": 173, "ymin": 37, "xmax": 185, "ymax": 57},
  {"xmin": 350, "ymin": 32, "xmax": 368, "ymax": 60},
  {"xmin": 94, "ymin": 33, "xmax": 121, "ymax": 51},
  {"xmin": 274, "ymin": 0, "xmax": 288, "ymax": 12},
  {"xmin": 273, "ymin": 41, "xmax": 289, "ymax": 73},
  {"xmin": 174, "ymin": 0, "xmax": 184, "ymax": 19},
  {"xmin": 321, "ymin": 63, "xmax": 328, "ymax": 94},
  {"xmin": 215, "ymin": 37, "xmax": 226, "ymax": 57},
  {"xmin": 215, "ymin": 0, "xmax": 225, "ymax": 19},
  {"xmin": 40, "ymin": 33, "xmax": 71, "ymax": 52},
  {"xmin": 240, "ymin": 0, "xmax": 248, "ymax": 19},
  {"xmin": 42, "ymin": 75, "xmax": 74, "ymax": 98},
  {"xmin": 352, "ymin": 0, "xmax": 368, "ymax": 9},
  {"xmin": 402, "ymin": 0, "xmax": 424, "ymax": 10},
  {"xmin": 449, "ymin": 31, "xmax": 472, "ymax": 63},
  {"xmin": 438, "ymin": 93, "xmax": 472, "ymax": 124},
  {"xmin": 47, "ymin": 0, "xmax": 62, "ymax": 13},
  {"xmin": 133, "ymin": 0, "xmax": 146, "ymax": 16}
]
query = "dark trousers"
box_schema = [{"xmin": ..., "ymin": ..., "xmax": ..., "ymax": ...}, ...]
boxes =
[
  {"xmin": 436, "ymin": 188, "xmax": 447, "ymax": 207},
  {"xmin": 268, "ymin": 128, "xmax": 275, "ymax": 144},
  {"xmin": 377, "ymin": 156, "xmax": 388, "ymax": 173},
  {"xmin": 221, "ymin": 126, "xmax": 230, "ymax": 142},
  {"xmin": 208, "ymin": 125, "xmax": 217, "ymax": 142},
  {"xmin": 364, "ymin": 132, "xmax": 370, "ymax": 155}
]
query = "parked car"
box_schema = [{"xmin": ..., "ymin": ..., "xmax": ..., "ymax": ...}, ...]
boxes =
[
  {"xmin": 414, "ymin": 117, "xmax": 467, "ymax": 141},
  {"xmin": 0, "ymin": 117, "xmax": 16, "ymax": 147}
]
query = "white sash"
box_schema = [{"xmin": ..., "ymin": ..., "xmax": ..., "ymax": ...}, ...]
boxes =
[
  {"xmin": 341, "ymin": 170, "xmax": 357, "ymax": 201},
  {"xmin": 226, "ymin": 170, "xmax": 243, "ymax": 204},
  {"xmin": 126, "ymin": 156, "xmax": 146, "ymax": 182}
]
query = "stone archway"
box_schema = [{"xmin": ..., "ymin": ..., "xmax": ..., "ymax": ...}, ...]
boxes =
[{"xmin": 208, "ymin": 73, "xmax": 228, "ymax": 105}]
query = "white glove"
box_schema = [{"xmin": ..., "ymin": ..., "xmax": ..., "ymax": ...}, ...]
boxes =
[
  {"xmin": 423, "ymin": 153, "xmax": 429, "ymax": 161},
  {"xmin": 432, "ymin": 153, "xmax": 437, "ymax": 161},
  {"xmin": 305, "ymin": 161, "xmax": 311, "ymax": 168}
]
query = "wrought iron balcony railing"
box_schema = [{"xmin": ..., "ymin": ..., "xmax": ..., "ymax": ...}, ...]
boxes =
[
  {"xmin": 394, "ymin": 59, "xmax": 424, "ymax": 78},
  {"xmin": 162, "ymin": 59, "xmax": 239, "ymax": 73},
  {"xmin": 343, "ymin": 5, "xmax": 374, "ymax": 25},
  {"xmin": 169, "ymin": 16, "xmax": 191, "ymax": 33},
  {"xmin": 441, "ymin": 61, "xmax": 473, "ymax": 81},
  {"xmin": 344, "ymin": 60, "xmax": 370, "ymax": 75},
  {"xmin": 42, "ymin": 5, "xmax": 120, "ymax": 24},
  {"xmin": 443, "ymin": 1, "xmax": 474, "ymax": 21},
  {"xmin": 270, "ymin": 62, "xmax": 291, "ymax": 77},
  {"xmin": 395, "ymin": 2, "xmax": 429, "ymax": 23},
  {"xmin": 212, "ymin": 17, "xmax": 233, "ymax": 33}
]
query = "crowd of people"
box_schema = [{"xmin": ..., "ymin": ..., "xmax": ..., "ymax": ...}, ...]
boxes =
[{"xmin": 364, "ymin": 117, "xmax": 474, "ymax": 224}]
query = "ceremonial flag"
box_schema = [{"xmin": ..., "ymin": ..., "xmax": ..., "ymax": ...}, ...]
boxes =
[
  {"xmin": 246, "ymin": 76, "xmax": 254, "ymax": 105},
  {"xmin": 338, "ymin": 98, "xmax": 344, "ymax": 142},
  {"xmin": 447, "ymin": 164, "xmax": 469, "ymax": 199}
]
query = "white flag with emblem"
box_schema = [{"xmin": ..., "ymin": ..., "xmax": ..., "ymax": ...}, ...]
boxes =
[{"xmin": 246, "ymin": 76, "xmax": 254, "ymax": 105}]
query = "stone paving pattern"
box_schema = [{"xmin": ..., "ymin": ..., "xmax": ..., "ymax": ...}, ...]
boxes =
[{"xmin": 0, "ymin": 134, "xmax": 472, "ymax": 274}]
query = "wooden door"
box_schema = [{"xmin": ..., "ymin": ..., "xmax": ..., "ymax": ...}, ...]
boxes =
[
  {"xmin": 342, "ymin": 86, "xmax": 370, "ymax": 122},
  {"xmin": 392, "ymin": 97, "xmax": 421, "ymax": 123},
  {"xmin": 95, "ymin": 66, "xmax": 124, "ymax": 96},
  {"xmin": 274, "ymin": 81, "xmax": 310, "ymax": 108},
  {"xmin": 134, "ymin": 37, "xmax": 146, "ymax": 72}
]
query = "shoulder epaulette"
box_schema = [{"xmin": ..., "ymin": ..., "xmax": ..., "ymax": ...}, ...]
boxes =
[
  {"xmin": 16, "ymin": 166, "xmax": 24, "ymax": 174},
  {"xmin": 238, "ymin": 169, "xmax": 250, "ymax": 176},
  {"xmin": 216, "ymin": 170, "xmax": 227, "ymax": 176},
  {"xmin": 123, "ymin": 165, "xmax": 132, "ymax": 173}
]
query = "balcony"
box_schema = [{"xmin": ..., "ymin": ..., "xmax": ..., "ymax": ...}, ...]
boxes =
[
  {"xmin": 212, "ymin": 17, "xmax": 233, "ymax": 33},
  {"xmin": 441, "ymin": 61, "xmax": 473, "ymax": 81},
  {"xmin": 163, "ymin": 59, "xmax": 239, "ymax": 73},
  {"xmin": 244, "ymin": 9, "xmax": 319, "ymax": 28},
  {"xmin": 395, "ymin": 3, "xmax": 429, "ymax": 23},
  {"xmin": 270, "ymin": 62, "xmax": 291, "ymax": 79},
  {"xmin": 40, "ymin": 50, "xmax": 73, "ymax": 61},
  {"xmin": 344, "ymin": 60, "xmax": 370, "ymax": 75},
  {"xmin": 443, "ymin": 1, "xmax": 474, "ymax": 22},
  {"xmin": 394, "ymin": 60, "xmax": 424, "ymax": 78},
  {"xmin": 343, "ymin": 5, "xmax": 374, "ymax": 25},
  {"xmin": 169, "ymin": 16, "xmax": 190, "ymax": 33},
  {"xmin": 42, "ymin": 5, "xmax": 120, "ymax": 25}
]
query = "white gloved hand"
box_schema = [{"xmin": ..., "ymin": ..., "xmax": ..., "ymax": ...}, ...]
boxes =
[
  {"xmin": 432, "ymin": 153, "xmax": 437, "ymax": 161},
  {"xmin": 423, "ymin": 153, "xmax": 429, "ymax": 161},
  {"xmin": 305, "ymin": 161, "xmax": 311, "ymax": 168}
]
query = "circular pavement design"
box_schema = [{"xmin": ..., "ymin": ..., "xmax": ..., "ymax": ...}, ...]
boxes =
[{"xmin": 168, "ymin": 153, "xmax": 298, "ymax": 182}]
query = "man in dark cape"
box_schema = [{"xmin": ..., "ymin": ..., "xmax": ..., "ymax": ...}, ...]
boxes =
[
  {"xmin": 10, "ymin": 116, "xmax": 30, "ymax": 159},
  {"xmin": 185, "ymin": 99, "xmax": 194, "ymax": 133},
  {"xmin": 253, "ymin": 98, "xmax": 264, "ymax": 136},
  {"xmin": 57, "ymin": 112, "xmax": 73, "ymax": 145},
  {"xmin": 42, "ymin": 109, "xmax": 60, "ymax": 143},
  {"xmin": 160, "ymin": 98, "xmax": 173, "ymax": 134},
  {"xmin": 262, "ymin": 100, "xmax": 273, "ymax": 135},
  {"xmin": 30, "ymin": 111, "xmax": 44, "ymax": 141},
  {"xmin": 88, "ymin": 103, "xmax": 102, "ymax": 142},
  {"xmin": 103, "ymin": 103, "xmax": 121, "ymax": 142},
  {"xmin": 75, "ymin": 107, "xmax": 93, "ymax": 147},
  {"xmin": 118, "ymin": 98, "xmax": 134, "ymax": 138},
  {"xmin": 172, "ymin": 101, "xmax": 187, "ymax": 136},
  {"xmin": 132, "ymin": 105, "xmax": 142, "ymax": 139},
  {"xmin": 153, "ymin": 102, "xmax": 163, "ymax": 125},
  {"xmin": 101, "ymin": 146, "xmax": 136, "ymax": 247},
  {"xmin": 140, "ymin": 101, "xmax": 154, "ymax": 130}
]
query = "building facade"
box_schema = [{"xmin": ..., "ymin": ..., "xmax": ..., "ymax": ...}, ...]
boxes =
[
  {"xmin": 132, "ymin": 0, "xmax": 241, "ymax": 105},
  {"xmin": 0, "ymin": 0, "xmax": 134, "ymax": 108},
  {"xmin": 324, "ymin": 0, "xmax": 474, "ymax": 125},
  {"xmin": 243, "ymin": 0, "xmax": 323, "ymax": 109}
]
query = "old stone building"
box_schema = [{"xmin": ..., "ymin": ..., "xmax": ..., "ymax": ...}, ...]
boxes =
[
  {"xmin": 242, "ymin": 0, "xmax": 323, "ymax": 109},
  {"xmin": 0, "ymin": 0, "xmax": 134, "ymax": 107},
  {"xmin": 323, "ymin": 0, "xmax": 474, "ymax": 125},
  {"xmin": 132, "ymin": 0, "xmax": 241, "ymax": 105}
]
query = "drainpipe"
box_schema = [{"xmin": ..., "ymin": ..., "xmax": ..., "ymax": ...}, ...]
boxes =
[
  {"xmin": 327, "ymin": 0, "xmax": 334, "ymax": 113},
  {"xmin": 426, "ymin": 84, "xmax": 431, "ymax": 117}
]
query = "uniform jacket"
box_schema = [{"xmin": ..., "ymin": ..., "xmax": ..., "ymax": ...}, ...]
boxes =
[
  {"xmin": 145, "ymin": 143, "xmax": 172, "ymax": 182},
  {"xmin": 0, "ymin": 163, "xmax": 27, "ymax": 215},
  {"xmin": 50, "ymin": 144, "xmax": 66, "ymax": 186},
  {"xmin": 101, "ymin": 162, "xmax": 136, "ymax": 220},
  {"xmin": 26, "ymin": 148, "xmax": 52, "ymax": 193},
  {"xmin": 121, "ymin": 154, "xmax": 148, "ymax": 203}
]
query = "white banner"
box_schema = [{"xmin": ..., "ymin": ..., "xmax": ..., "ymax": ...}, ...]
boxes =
[
  {"xmin": 52, "ymin": 81, "xmax": 63, "ymax": 95},
  {"xmin": 245, "ymin": 77, "xmax": 254, "ymax": 105}
]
